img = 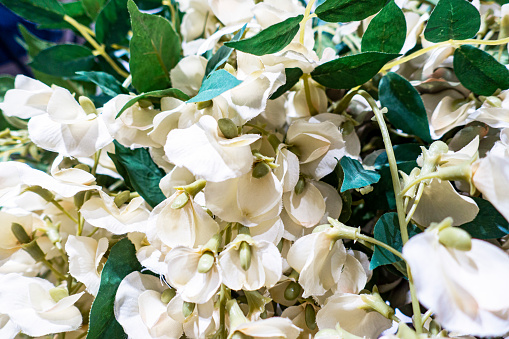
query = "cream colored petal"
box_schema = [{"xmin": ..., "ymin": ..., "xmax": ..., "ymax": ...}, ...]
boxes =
[
  {"xmin": 170, "ymin": 56, "xmax": 207, "ymax": 97},
  {"xmin": 208, "ymin": 0, "xmax": 255, "ymax": 26},
  {"xmin": 46, "ymin": 87, "xmax": 86, "ymax": 123},
  {"xmin": 0, "ymin": 75, "xmax": 52, "ymax": 119},
  {"xmin": 411, "ymin": 179, "xmax": 479, "ymax": 227},
  {"xmin": 283, "ymin": 180, "xmax": 326, "ymax": 228},
  {"xmin": 275, "ymin": 147, "xmax": 300, "ymax": 192}
]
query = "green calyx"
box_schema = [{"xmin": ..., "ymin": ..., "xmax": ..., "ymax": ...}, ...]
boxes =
[{"xmin": 218, "ymin": 118, "xmax": 239, "ymax": 139}]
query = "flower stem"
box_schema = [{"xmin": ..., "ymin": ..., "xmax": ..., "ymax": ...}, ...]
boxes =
[
  {"xmin": 63, "ymin": 15, "xmax": 129, "ymax": 78},
  {"xmin": 358, "ymin": 90, "xmax": 423, "ymax": 333},
  {"xmin": 299, "ymin": 0, "xmax": 317, "ymax": 45},
  {"xmin": 51, "ymin": 200, "xmax": 79, "ymax": 224},
  {"xmin": 356, "ymin": 233, "xmax": 404, "ymax": 261},
  {"xmin": 381, "ymin": 37, "xmax": 509, "ymax": 72}
]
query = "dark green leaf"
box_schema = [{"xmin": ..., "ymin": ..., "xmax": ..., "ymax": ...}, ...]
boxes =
[
  {"xmin": 111, "ymin": 141, "xmax": 167, "ymax": 207},
  {"xmin": 340, "ymin": 156, "xmax": 381, "ymax": 192},
  {"xmin": 128, "ymin": 0, "xmax": 181, "ymax": 93},
  {"xmin": 270, "ymin": 68, "xmax": 303, "ymax": 100},
  {"xmin": 370, "ymin": 212, "xmax": 421, "ymax": 270},
  {"xmin": 74, "ymin": 71, "xmax": 129, "ymax": 97},
  {"xmin": 361, "ymin": 1, "xmax": 406, "ymax": 54},
  {"xmin": 87, "ymin": 238, "xmax": 141, "ymax": 339},
  {"xmin": 224, "ymin": 15, "xmax": 303, "ymax": 56},
  {"xmin": 187, "ymin": 70, "xmax": 242, "ymax": 103},
  {"xmin": 29, "ymin": 45, "xmax": 96, "ymax": 77},
  {"xmin": 424, "ymin": 0, "xmax": 480, "ymax": 43},
  {"xmin": 316, "ymin": 0, "xmax": 386, "ymax": 23},
  {"xmin": 0, "ymin": 0, "xmax": 64, "ymax": 25},
  {"xmin": 96, "ymin": 0, "xmax": 130, "ymax": 46},
  {"xmin": 17, "ymin": 24, "xmax": 55, "ymax": 58},
  {"xmin": 115, "ymin": 88, "xmax": 189, "ymax": 118},
  {"xmin": 311, "ymin": 52, "xmax": 399, "ymax": 89},
  {"xmin": 453, "ymin": 45, "xmax": 509, "ymax": 96},
  {"xmin": 379, "ymin": 72, "xmax": 432, "ymax": 143},
  {"xmin": 205, "ymin": 24, "xmax": 247, "ymax": 78},
  {"xmin": 82, "ymin": 0, "xmax": 106, "ymax": 20},
  {"xmin": 460, "ymin": 197, "xmax": 509, "ymax": 239},
  {"xmin": 37, "ymin": 1, "xmax": 93, "ymax": 30}
]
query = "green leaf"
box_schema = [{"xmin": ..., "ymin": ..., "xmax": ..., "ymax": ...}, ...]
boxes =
[
  {"xmin": 0, "ymin": 0, "xmax": 65, "ymax": 25},
  {"xmin": 424, "ymin": 0, "xmax": 480, "ymax": 43},
  {"xmin": 82, "ymin": 0, "xmax": 106, "ymax": 20},
  {"xmin": 315, "ymin": 0, "xmax": 386, "ymax": 23},
  {"xmin": 187, "ymin": 70, "xmax": 242, "ymax": 103},
  {"xmin": 311, "ymin": 52, "xmax": 399, "ymax": 89},
  {"xmin": 96, "ymin": 0, "xmax": 130, "ymax": 46},
  {"xmin": 453, "ymin": 45, "xmax": 509, "ymax": 96},
  {"xmin": 74, "ymin": 71, "xmax": 129, "ymax": 97},
  {"xmin": 17, "ymin": 24, "xmax": 55, "ymax": 58},
  {"xmin": 29, "ymin": 44, "xmax": 96, "ymax": 77},
  {"xmin": 128, "ymin": 0, "xmax": 181, "ymax": 93},
  {"xmin": 205, "ymin": 24, "xmax": 247, "ymax": 78},
  {"xmin": 111, "ymin": 141, "xmax": 167, "ymax": 207},
  {"xmin": 87, "ymin": 238, "xmax": 141, "ymax": 339},
  {"xmin": 379, "ymin": 72, "xmax": 432, "ymax": 143},
  {"xmin": 34, "ymin": 1, "xmax": 92, "ymax": 30},
  {"xmin": 270, "ymin": 68, "xmax": 303, "ymax": 100},
  {"xmin": 361, "ymin": 1, "xmax": 406, "ymax": 54},
  {"xmin": 224, "ymin": 15, "xmax": 303, "ymax": 56},
  {"xmin": 115, "ymin": 88, "xmax": 189, "ymax": 118},
  {"xmin": 460, "ymin": 197, "xmax": 509, "ymax": 239},
  {"xmin": 340, "ymin": 156, "xmax": 380, "ymax": 192},
  {"xmin": 370, "ymin": 212, "xmax": 421, "ymax": 270}
]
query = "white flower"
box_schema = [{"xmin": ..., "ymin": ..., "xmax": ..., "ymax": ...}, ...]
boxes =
[
  {"xmin": 65, "ymin": 235, "xmax": 108, "ymax": 296},
  {"xmin": 472, "ymin": 141, "xmax": 509, "ymax": 221},
  {"xmin": 0, "ymin": 273, "xmax": 84, "ymax": 337},
  {"xmin": 205, "ymin": 170, "xmax": 283, "ymax": 226},
  {"xmin": 27, "ymin": 87, "xmax": 112, "ymax": 157},
  {"xmin": 316, "ymin": 293, "xmax": 393, "ymax": 338},
  {"xmin": 165, "ymin": 245, "xmax": 221, "ymax": 304},
  {"xmin": 409, "ymin": 179, "xmax": 479, "ymax": 227},
  {"xmin": 285, "ymin": 117, "xmax": 347, "ymax": 180},
  {"xmin": 230, "ymin": 317, "xmax": 302, "ymax": 339},
  {"xmin": 0, "ymin": 75, "xmax": 53, "ymax": 119},
  {"xmin": 403, "ymin": 226, "xmax": 509, "ymax": 336},
  {"xmin": 286, "ymin": 227, "xmax": 347, "ymax": 298},
  {"xmin": 147, "ymin": 190, "xmax": 219, "ymax": 248},
  {"xmin": 102, "ymin": 94, "xmax": 160, "ymax": 148},
  {"xmin": 283, "ymin": 179, "xmax": 326, "ymax": 228},
  {"xmin": 0, "ymin": 209, "xmax": 44, "ymax": 266},
  {"xmin": 80, "ymin": 191, "xmax": 150, "ymax": 235},
  {"xmin": 219, "ymin": 235, "xmax": 282, "ymax": 291},
  {"xmin": 114, "ymin": 272, "xmax": 183, "ymax": 339},
  {"xmin": 170, "ymin": 55, "xmax": 207, "ymax": 97},
  {"xmin": 208, "ymin": 0, "xmax": 255, "ymax": 26},
  {"xmin": 165, "ymin": 115, "xmax": 260, "ymax": 182},
  {"xmin": 166, "ymin": 292, "xmax": 217, "ymax": 338}
]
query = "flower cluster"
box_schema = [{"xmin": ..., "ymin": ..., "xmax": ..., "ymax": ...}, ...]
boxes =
[{"xmin": 0, "ymin": 0, "xmax": 509, "ymax": 338}]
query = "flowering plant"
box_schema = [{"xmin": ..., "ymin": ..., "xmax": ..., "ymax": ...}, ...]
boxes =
[{"xmin": 0, "ymin": 0, "xmax": 509, "ymax": 338}]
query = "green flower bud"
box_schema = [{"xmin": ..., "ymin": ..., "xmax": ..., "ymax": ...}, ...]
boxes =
[
  {"xmin": 160, "ymin": 288, "xmax": 176, "ymax": 304},
  {"xmin": 22, "ymin": 239, "xmax": 46, "ymax": 262},
  {"xmin": 252, "ymin": 161, "xmax": 271, "ymax": 178},
  {"xmin": 197, "ymin": 251, "xmax": 215, "ymax": 273},
  {"xmin": 284, "ymin": 281, "xmax": 302, "ymax": 300},
  {"xmin": 49, "ymin": 287, "xmax": 69, "ymax": 303},
  {"xmin": 74, "ymin": 163, "xmax": 91, "ymax": 172},
  {"xmin": 74, "ymin": 191, "xmax": 87, "ymax": 210},
  {"xmin": 197, "ymin": 100, "xmax": 213, "ymax": 110},
  {"xmin": 294, "ymin": 177, "xmax": 306, "ymax": 195},
  {"xmin": 181, "ymin": 179, "xmax": 207, "ymax": 197},
  {"xmin": 305, "ymin": 303, "xmax": 317, "ymax": 330},
  {"xmin": 138, "ymin": 99, "xmax": 153, "ymax": 108},
  {"xmin": 79, "ymin": 96, "xmax": 97, "ymax": 115},
  {"xmin": 218, "ymin": 118, "xmax": 239, "ymax": 139},
  {"xmin": 171, "ymin": 192, "xmax": 189, "ymax": 209},
  {"xmin": 114, "ymin": 190, "xmax": 131, "ymax": 208},
  {"xmin": 24, "ymin": 185, "xmax": 55, "ymax": 202},
  {"xmin": 12, "ymin": 223, "xmax": 31, "ymax": 244},
  {"xmin": 359, "ymin": 286, "xmax": 395, "ymax": 320},
  {"xmin": 239, "ymin": 241, "xmax": 252, "ymax": 271},
  {"xmin": 438, "ymin": 227, "xmax": 472, "ymax": 251},
  {"xmin": 182, "ymin": 301, "xmax": 195, "ymax": 318}
]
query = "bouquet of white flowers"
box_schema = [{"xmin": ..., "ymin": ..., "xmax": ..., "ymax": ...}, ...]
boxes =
[{"xmin": 0, "ymin": 0, "xmax": 509, "ymax": 338}]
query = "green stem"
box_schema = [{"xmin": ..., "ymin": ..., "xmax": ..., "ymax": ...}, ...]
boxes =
[
  {"xmin": 357, "ymin": 90, "xmax": 423, "ymax": 333},
  {"xmin": 356, "ymin": 234, "xmax": 404, "ymax": 261},
  {"xmin": 41, "ymin": 258, "xmax": 67, "ymax": 280},
  {"xmin": 51, "ymin": 200, "xmax": 79, "ymax": 224},
  {"xmin": 381, "ymin": 36, "xmax": 509, "ymax": 72},
  {"xmin": 302, "ymin": 74, "xmax": 318, "ymax": 116}
]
